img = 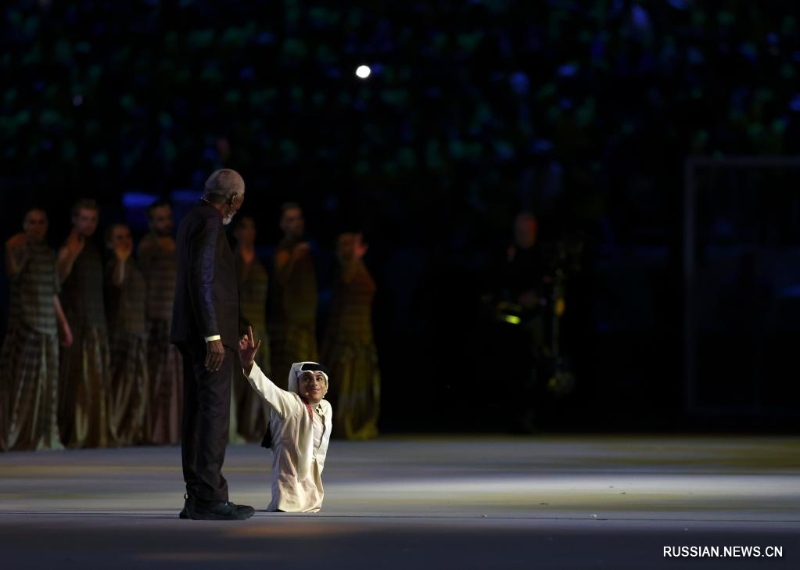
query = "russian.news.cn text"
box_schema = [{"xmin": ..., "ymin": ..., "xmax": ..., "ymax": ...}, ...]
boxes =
[{"xmin": 664, "ymin": 546, "xmax": 783, "ymax": 558}]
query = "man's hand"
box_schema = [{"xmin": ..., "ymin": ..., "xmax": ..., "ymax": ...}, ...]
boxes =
[
  {"xmin": 205, "ymin": 338, "xmax": 225, "ymax": 372},
  {"xmin": 238, "ymin": 325, "xmax": 261, "ymax": 375},
  {"xmin": 60, "ymin": 321, "xmax": 74, "ymax": 347},
  {"xmin": 5, "ymin": 233, "xmax": 28, "ymax": 275},
  {"xmin": 291, "ymin": 241, "xmax": 311, "ymax": 261},
  {"xmin": 114, "ymin": 240, "xmax": 133, "ymax": 262},
  {"xmin": 5, "ymin": 232, "xmax": 27, "ymax": 254},
  {"xmin": 157, "ymin": 235, "xmax": 176, "ymax": 252},
  {"xmin": 66, "ymin": 230, "xmax": 85, "ymax": 257}
]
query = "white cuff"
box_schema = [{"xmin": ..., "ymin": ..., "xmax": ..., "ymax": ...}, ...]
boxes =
[{"xmin": 205, "ymin": 334, "xmax": 221, "ymax": 342}]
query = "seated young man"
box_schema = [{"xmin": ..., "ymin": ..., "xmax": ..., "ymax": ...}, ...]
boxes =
[{"xmin": 239, "ymin": 327, "xmax": 333, "ymax": 513}]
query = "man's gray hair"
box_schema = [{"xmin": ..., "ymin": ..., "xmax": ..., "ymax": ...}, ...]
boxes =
[{"xmin": 204, "ymin": 169, "xmax": 245, "ymax": 201}]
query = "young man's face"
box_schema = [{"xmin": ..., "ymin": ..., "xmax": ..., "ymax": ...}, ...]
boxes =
[
  {"xmin": 336, "ymin": 232, "xmax": 366, "ymax": 263},
  {"xmin": 298, "ymin": 371, "xmax": 328, "ymax": 404},
  {"xmin": 234, "ymin": 217, "xmax": 257, "ymax": 245},
  {"xmin": 149, "ymin": 205, "xmax": 173, "ymax": 236},
  {"xmin": 23, "ymin": 209, "xmax": 48, "ymax": 243},
  {"xmin": 73, "ymin": 208, "xmax": 99, "ymax": 237},
  {"xmin": 280, "ymin": 207, "xmax": 305, "ymax": 240},
  {"xmin": 109, "ymin": 224, "xmax": 133, "ymax": 251}
]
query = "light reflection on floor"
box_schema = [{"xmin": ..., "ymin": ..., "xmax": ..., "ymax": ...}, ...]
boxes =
[{"xmin": 1, "ymin": 435, "xmax": 799, "ymax": 569}]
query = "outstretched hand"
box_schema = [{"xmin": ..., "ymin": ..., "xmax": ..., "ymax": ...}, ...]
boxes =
[
  {"xmin": 114, "ymin": 240, "xmax": 133, "ymax": 262},
  {"xmin": 60, "ymin": 321, "xmax": 74, "ymax": 348},
  {"xmin": 157, "ymin": 235, "xmax": 176, "ymax": 252},
  {"xmin": 291, "ymin": 241, "xmax": 311, "ymax": 261},
  {"xmin": 66, "ymin": 230, "xmax": 85, "ymax": 257},
  {"xmin": 5, "ymin": 232, "xmax": 27, "ymax": 254},
  {"xmin": 239, "ymin": 325, "xmax": 261, "ymax": 374}
]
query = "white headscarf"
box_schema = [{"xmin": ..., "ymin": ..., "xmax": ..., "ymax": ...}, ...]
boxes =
[{"xmin": 288, "ymin": 361, "xmax": 329, "ymax": 395}]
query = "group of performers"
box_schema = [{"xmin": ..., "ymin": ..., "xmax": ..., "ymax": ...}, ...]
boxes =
[{"xmin": 1, "ymin": 197, "xmax": 381, "ymax": 452}]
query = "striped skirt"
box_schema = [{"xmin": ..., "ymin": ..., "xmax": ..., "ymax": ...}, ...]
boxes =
[
  {"xmin": 109, "ymin": 332, "xmax": 149, "ymax": 446},
  {"xmin": 146, "ymin": 319, "xmax": 183, "ymax": 445},
  {"xmin": 58, "ymin": 326, "xmax": 115, "ymax": 449},
  {"xmin": 325, "ymin": 341, "xmax": 381, "ymax": 441},
  {"xmin": 1, "ymin": 323, "xmax": 63, "ymax": 451}
]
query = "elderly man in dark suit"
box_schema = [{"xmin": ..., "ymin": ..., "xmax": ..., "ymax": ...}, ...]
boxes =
[{"xmin": 171, "ymin": 169, "xmax": 254, "ymax": 520}]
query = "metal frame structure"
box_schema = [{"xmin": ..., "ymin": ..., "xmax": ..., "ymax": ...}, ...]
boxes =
[{"xmin": 683, "ymin": 156, "xmax": 800, "ymax": 417}]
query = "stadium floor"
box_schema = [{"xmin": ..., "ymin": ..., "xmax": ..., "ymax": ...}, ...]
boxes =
[{"xmin": 1, "ymin": 434, "xmax": 798, "ymax": 569}]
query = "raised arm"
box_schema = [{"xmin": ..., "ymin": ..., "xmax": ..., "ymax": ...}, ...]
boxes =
[
  {"xmin": 57, "ymin": 230, "xmax": 85, "ymax": 283},
  {"xmin": 239, "ymin": 327, "xmax": 297, "ymax": 417},
  {"xmin": 4, "ymin": 233, "xmax": 29, "ymax": 279},
  {"xmin": 53, "ymin": 294, "xmax": 73, "ymax": 347},
  {"xmin": 109, "ymin": 235, "xmax": 133, "ymax": 287},
  {"xmin": 274, "ymin": 241, "xmax": 310, "ymax": 285}
]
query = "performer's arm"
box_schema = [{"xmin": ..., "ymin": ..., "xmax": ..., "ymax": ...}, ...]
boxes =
[
  {"xmin": 244, "ymin": 362, "xmax": 297, "ymax": 419},
  {"xmin": 274, "ymin": 242, "xmax": 309, "ymax": 285},
  {"xmin": 53, "ymin": 295, "xmax": 73, "ymax": 347},
  {"xmin": 57, "ymin": 230, "xmax": 85, "ymax": 283},
  {"xmin": 240, "ymin": 327, "xmax": 297, "ymax": 417},
  {"xmin": 4, "ymin": 233, "xmax": 30, "ymax": 279}
]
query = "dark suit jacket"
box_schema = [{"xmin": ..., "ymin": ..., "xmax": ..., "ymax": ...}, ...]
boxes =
[{"xmin": 170, "ymin": 200, "xmax": 240, "ymax": 349}]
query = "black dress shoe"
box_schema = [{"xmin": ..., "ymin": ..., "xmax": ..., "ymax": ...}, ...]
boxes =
[
  {"xmin": 190, "ymin": 499, "xmax": 255, "ymax": 520},
  {"xmin": 179, "ymin": 494, "xmax": 255, "ymax": 520},
  {"xmin": 178, "ymin": 494, "xmax": 194, "ymax": 519}
]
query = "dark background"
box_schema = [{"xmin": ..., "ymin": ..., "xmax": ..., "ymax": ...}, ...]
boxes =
[{"xmin": 2, "ymin": 0, "xmax": 800, "ymax": 434}]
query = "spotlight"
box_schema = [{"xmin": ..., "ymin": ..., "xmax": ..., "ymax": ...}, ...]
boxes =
[{"xmin": 355, "ymin": 65, "xmax": 371, "ymax": 79}]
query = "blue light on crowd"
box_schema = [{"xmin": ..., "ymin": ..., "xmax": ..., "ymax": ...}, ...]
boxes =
[
  {"xmin": 557, "ymin": 63, "xmax": 578, "ymax": 77},
  {"xmin": 171, "ymin": 189, "xmax": 200, "ymax": 203},
  {"xmin": 122, "ymin": 192, "xmax": 159, "ymax": 209}
]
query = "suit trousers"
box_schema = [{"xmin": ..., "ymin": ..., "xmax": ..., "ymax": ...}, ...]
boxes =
[{"xmin": 179, "ymin": 339, "xmax": 236, "ymax": 502}]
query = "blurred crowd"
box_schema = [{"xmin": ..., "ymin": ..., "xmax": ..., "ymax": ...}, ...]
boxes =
[
  {"xmin": 3, "ymin": 1, "xmax": 798, "ymax": 240},
  {"xmin": 1, "ymin": 199, "xmax": 381, "ymax": 451}
]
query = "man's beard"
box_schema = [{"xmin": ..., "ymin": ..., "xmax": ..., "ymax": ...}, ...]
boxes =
[{"xmin": 223, "ymin": 213, "xmax": 235, "ymax": 225}]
